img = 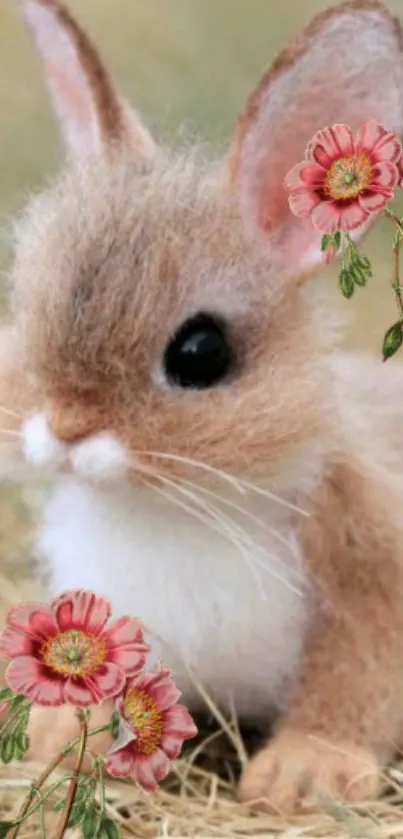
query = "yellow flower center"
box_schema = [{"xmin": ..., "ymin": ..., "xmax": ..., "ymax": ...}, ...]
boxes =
[
  {"xmin": 124, "ymin": 688, "xmax": 163, "ymax": 755},
  {"xmin": 41, "ymin": 629, "xmax": 107, "ymax": 678},
  {"xmin": 324, "ymin": 153, "xmax": 373, "ymax": 200}
]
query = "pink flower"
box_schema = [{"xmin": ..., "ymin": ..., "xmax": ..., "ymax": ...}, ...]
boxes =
[
  {"xmin": 285, "ymin": 120, "xmax": 402, "ymax": 233},
  {"xmin": 0, "ymin": 590, "xmax": 150, "ymax": 707},
  {"xmin": 105, "ymin": 666, "xmax": 197, "ymax": 792}
]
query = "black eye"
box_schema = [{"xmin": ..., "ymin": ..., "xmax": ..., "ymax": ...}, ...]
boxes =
[{"xmin": 164, "ymin": 313, "xmax": 234, "ymax": 389}]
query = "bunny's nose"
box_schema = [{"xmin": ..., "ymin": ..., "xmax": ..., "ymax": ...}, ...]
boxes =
[{"xmin": 47, "ymin": 402, "xmax": 103, "ymax": 444}]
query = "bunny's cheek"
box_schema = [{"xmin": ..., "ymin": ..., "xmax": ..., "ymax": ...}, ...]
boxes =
[
  {"xmin": 21, "ymin": 412, "xmax": 68, "ymax": 471},
  {"xmin": 21, "ymin": 413, "xmax": 129, "ymax": 485},
  {"xmin": 69, "ymin": 433, "xmax": 129, "ymax": 483}
]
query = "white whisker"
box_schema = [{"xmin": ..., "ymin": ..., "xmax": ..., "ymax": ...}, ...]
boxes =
[
  {"xmin": 131, "ymin": 457, "xmax": 269, "ymax": 597},
  {"xmin": 179, "ymin": 476, "xmax": 306, "ymax": 587},
  {"xmin": 0, "ymin": 429, "xmax": 20, "ymax": 438},
  {"xmin": 236, "ymin": 476, "xmax": 309, "ymax": 517},
  {"xmin": 138, "ymin": 450, "xmax": 246, "ymax": 493},
  {"xmin": 137, "ymin": 449, "xmax": 308, "ymax": 517},
  {"xmin": 132, "ymin": 457, "xmax": 301, "ymax": 598},
  {"xmin": 0, "ymin": 406, "xmax": 23, "ymax": 420},
  {"xmin": 180, "ymin": 476, "xmax": 296, "ymax": 552},
  {"xmin": 167, "ymin": 480, "xmax": 270, "ymax": 600}
]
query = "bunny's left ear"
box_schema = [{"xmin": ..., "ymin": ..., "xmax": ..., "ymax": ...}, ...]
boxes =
[
  {"xmin": 19, "ymin": 0, "xmax": 155, "ymax": 162},
  {"xmin": 228, "ymin": 0, "xmax": 403, "ymax": 273}
]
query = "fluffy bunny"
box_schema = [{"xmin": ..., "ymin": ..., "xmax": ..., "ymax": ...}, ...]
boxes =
[{"xmin": 2, "ymin": 0, "xmax": 403, "ymax": 813}]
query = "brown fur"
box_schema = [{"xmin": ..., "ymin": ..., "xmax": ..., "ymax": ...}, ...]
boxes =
[
  {"xmin": 2, "ymin": 0, "xmax": 403, "ymax": 815},
  {"xmin": 9, "ymin": 153, "xmax": 335, "ymax": 484}
]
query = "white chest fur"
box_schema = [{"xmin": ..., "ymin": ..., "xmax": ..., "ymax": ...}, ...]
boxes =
[{"xmin": 36, "ymin": 477, "xmax": 313, "ymax": 720}]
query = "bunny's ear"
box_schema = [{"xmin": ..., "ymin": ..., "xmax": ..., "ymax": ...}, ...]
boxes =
[
  {"xmin": 228, "ymin": 0, "xmax": 403, "ymax": 273},
  {"xmin": 19, "ymin": 0, "xmax": 155, "ymax": 161}
]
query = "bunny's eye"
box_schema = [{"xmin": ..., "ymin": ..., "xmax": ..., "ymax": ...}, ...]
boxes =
[{"xmin": 163, "ymin": 313, "xmax": 234, "ymax": 389}]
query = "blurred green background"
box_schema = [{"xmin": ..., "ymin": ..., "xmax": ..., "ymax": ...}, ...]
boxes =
[{"xmin": 1, "ymin": 0, "xmax": 403, "ymax": 351}]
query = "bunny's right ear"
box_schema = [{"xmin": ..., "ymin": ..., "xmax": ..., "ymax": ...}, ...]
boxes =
[
  {"xmin": 19, "ymin": 0, "xmax": 155, "ymax": 162},
  {"xmin": 228, "ymin": 0, "xmax": 403, "ymax": 275}
]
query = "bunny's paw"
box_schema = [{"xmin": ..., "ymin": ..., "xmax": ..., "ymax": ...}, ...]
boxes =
[{"xmin": 238, "ymin": 729, "xmax": 380, "ymax": 815}]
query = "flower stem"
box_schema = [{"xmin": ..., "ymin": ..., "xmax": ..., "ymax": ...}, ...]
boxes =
[
  {"xmin": 52, "ymin": 709, "xmax": 89, "ymax": 839},
  {"xmin": 392, "ymin": 234, "xmax": 403, "ymax": 320},
  {"xmin": 383, "ymin": 209, "xmax": 403, "ymax": 322},
  {"xmin": 384, "ymin": 208, "xmax": 403, "ymax": 237},
  {"xmin": 7, "ymin": 722, "xmax": 110, "ymax": 839}
]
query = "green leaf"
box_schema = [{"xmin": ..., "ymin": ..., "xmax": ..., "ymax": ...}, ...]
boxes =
[
  {"xmin": 338, "ymin": 269, "xmax": 355, "ymax": 299},
  {"xmin": 357, "ymin": 254, "xmax": 371, "ymax": 273},
  {"xmin": 14, "ymin": 706, "xmax": 32, "ymax": 734},
  {"xmin": 110, "ymin": 711, "xmax": 121, "ymax": 740},
  {"xmin": 82, "ymin": 803, "xmax": 100, "ymax": 839},
  {"xmin": 75, "ymin": 777, "xmax": 93, "ymax": 803},
  {"xmin": 67, "ymin": 802, "xmax": 87, "ymax": 829},
  {"xmin": 0, "ymin": 735, "xmax": 16, "ymax": 764},
  {"xmin": 8, "ymin": 696, "xmax": 28, "ymax": 713},
  {"xmin": 0, "ymin": 689, "xmax": 13, "ymax": 705},
  {"xmin": 67, "ymin": 778, "xmax": 94, "ymax": 828},
  {"xmin": 321, "ymin": 233, "xmax": 342, "ymax": 254},
  {"xmin": 352, "ymin": 253, "xmax": 372, "ymax": 285},
  {"xmin": 99, "ymin": 818, "xmax": 121, "ymax": 839},
  {"xmin": 0, "ymin": 822, "xmax": 13, "ymax": 839},
  {"xmin": 53, "ymin": 796, "xmax": 66, "ymax": 814},
  {"xmin": 350, "ymin": 265, "xmax": 367, "ymax": 287},
  {"xmin": 382, "ymin": 321, "xmax": 403, "ymax": 361},
  {"xmin": 13, "ymin": 731, "xmax": 30, "ymax": 761},
  {"xmin": 321, "ymin": 234, "xmax": 333, "ymax": 252}
]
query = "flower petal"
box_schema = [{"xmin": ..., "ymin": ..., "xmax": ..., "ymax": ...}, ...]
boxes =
[
  {"xmin": 103, "ymin": 617, "xmax": 149, "ymax": 675},
  {"xmin": 149, "ymin": 748, "xmax": 171, "ymax": 782},
  {"xmin": 310, "ymin": 200, "xmax": 344, "ymax": 233},
  {"xmin": 133, "ymin": 750, "xmax": 171, "ymax": 792},
  {"xmin": 354, "ymin": 120, "xmax": 388, "ymax": 153},
  {"xmin": 53, "ymin": 590, "xmax": 111, "ymax": 635},
  {"xmin": 358, "ymin": 191, "xmax": 391, "ymax": 213},
  {"xmin": 106, "ymin": 646, "xmax": 148, "ymax": 675},
  {"xmin": 284, "ymin": 161, "xmax": 325, "ymax": 190},
  {"xmin": 63, "ymin": 678, "xmax": 95, "ymax": 707},
  {"xmin": 371, "ymin": 161, "xmax": 399, "ymax": 190},
  {"xmin": 307, "ymin": 124, "xmax": 354, "ymax": 167},
  {"xmin": 355, "ymin": 120, "xmax": 402, "ymax": 164},
  {"xmin": 338, "ymin": 202, "xmax": 369, "ymax": 231},
  {"xmin": 6, "ymin": 656, "xmax": 64, "ymax": 706},
  {"xmin": 159, "ymin": 732, "xmax": 183, "ymax": 760},
  {"xmin": 88, "ymin": 662, "xmax": 126, "ymax": 702},
  {"xmin": 142, "ymin": 670, "xmax": 181, "ymax": 712},
  {"xmin": 7, "ymin": 603, "xmax": 58, "ymax": 642},
  {"xmin": 372, "ymin": 134, "xmax": 402, "ymax": 165},
  {"xmin": 105, "ymin": 745, "xmax": 136, "ymax": 779},
  {"xmin": 163, "ymin": 704, "xmax": 198, "ymax": 742},
  {"xmin": 288, "ymin": 189, "xmax": 321, "ymax": 218},
  {"xmin": 103, "ymin": 616, "xmax": 146, "ymax": 648},
  {"xmin": 0, "ymin": 626, "xmax": 34, "ymax": 658}
]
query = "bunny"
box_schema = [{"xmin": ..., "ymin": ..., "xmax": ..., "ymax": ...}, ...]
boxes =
[{"xmin": 2, "ymin": 0, "xmax": 403, "ymax": 814}]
